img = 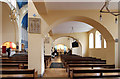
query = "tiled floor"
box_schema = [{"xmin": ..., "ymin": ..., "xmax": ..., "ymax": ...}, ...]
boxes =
[{"xmin": 43, "ymin": 56, "xmax": 68, "ymax": 78}]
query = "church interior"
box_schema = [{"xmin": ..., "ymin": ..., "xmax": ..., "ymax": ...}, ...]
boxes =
[{"xmin": 0, "ymin": 0, "xmax": 120, "ymax": 79}]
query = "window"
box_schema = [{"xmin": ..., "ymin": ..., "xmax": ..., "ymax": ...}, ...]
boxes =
[
  {"xmin": 2, "ymin": 42, "xmax": 16, "ymax": 49},
  {"xmin": 89, "ymin": 33, "xmax": 94, "ymax": 48},
  {"xmin": 104, "ymin": 39, "xmax": 107, "ymax": 48},
  {"xmin": 95, "ymin": 31, "xmax": 101, "ymax": 48}
]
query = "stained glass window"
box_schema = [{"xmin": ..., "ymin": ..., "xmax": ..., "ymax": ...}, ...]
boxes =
[{"xmin": 2, "ymin": 42, "xmax": 16, "ymax": 49}]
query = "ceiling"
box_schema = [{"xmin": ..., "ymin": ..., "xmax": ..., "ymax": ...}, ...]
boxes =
[
  {"xmin": 52, "ymin": 21, "xmax": 93, "ymax": 34},
  {"xmin": 45, "ymin": 2, "xmax": 118, "ymax": 10}
]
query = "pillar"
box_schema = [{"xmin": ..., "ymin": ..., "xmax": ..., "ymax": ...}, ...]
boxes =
[
  {"xmin": 93, "ymin": 32, "xmax": 95, "ymax": 48},
  {"xmin": 115, "ymin": 41, "xmax": 118, "ymax": 68},
  {"xmin": 118, "ymin": 1, "xmax": 120, "ymax": 68},
  {"xmin": 28, "ymin": 34, "xmax": 44, "ymax": 76},
  {"xmin": 18, "ymin": 23, "xmax": 22, "ymax": 51}
]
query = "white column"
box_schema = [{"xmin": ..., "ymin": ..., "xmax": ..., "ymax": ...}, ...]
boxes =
[
  {"xmin": 118, "ymin": 1, "xmax": 120, "ymax": 68},
  {"xmin": 115, "ymin": 42, "xmax": 118, "ymax": 68},
  {"xmin": 28, "ymin": 34, "xmax": 44, "ymax": 76},
  {"xmin": 18, "ymin": 21, "xmax": 22, "ymax": 51},
  {"xmin": 70, "ymin": 38, "xmax": 73, "ymax": 49}
]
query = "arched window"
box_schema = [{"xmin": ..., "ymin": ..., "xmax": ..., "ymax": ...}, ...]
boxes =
[
  {"xmin": 2, "ymin": 42, "xmax": 16, "ymax": 49},
  {"xmin": 89, "ymin": 33, "xmax": 94, "ymax": 48},
  {"xmin": 104, "ymin": 39, "xmax": 107, "ymax": 48},
  {"xmin": 95, "ymin": 31, "xmax": 101, "ymax": 48}
]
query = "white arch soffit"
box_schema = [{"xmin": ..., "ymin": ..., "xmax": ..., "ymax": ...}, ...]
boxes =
[
  {"xmin": 0, "ymin": 0, "xmax": 19, "ymax": 28},
  {"xmin": 53, "ymin": 36, "xmax": 82, "ymax": 47},
  {"xmin": 0, "ymin": 0, "xmax": 28, "ymax": 27},
  {"xmin": 49, "ymin": 16, "xmax": 114, "ymax": 42},
  {"xmin": 0, "ymin": 0, "xmax": 17, "ymax": 10},
  {"xmin": 19, "ymin": 4, "xmax": 28, "ymax": 24},
  {"xmin": 0, "ymin": 0, "xmax": 12, "ymax": 7}
]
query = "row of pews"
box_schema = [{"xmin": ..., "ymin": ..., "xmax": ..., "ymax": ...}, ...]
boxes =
[
  {"xmin": 0, "ymin": 53, "xmax": 28, "ymax": 69},
  {"xmin": 60, "ymin": 54, "xmax": 120, "ymax": 79},
  {"xmin": 0, "ymin": 53, "xmax": 37, "ymax": 79}
]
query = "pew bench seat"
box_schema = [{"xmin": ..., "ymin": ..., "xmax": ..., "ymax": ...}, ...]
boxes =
[
  {"xmin": 70, "ymin": 68, "xmax": 120, "ymax": 79},
  {"xmin": 0, "ymin": 63, "xmax": 19, "ymax": 69},
  {"xmin": 0, "ymin": 61, "xmax": 28, "ymax": 64},
  {"xmin": 0, "ymin": 69, "xmax": 37, "ymax": 79},
  {"xmin": 67, "ymin": 64, "xmax": 115, "ymax": 72}
]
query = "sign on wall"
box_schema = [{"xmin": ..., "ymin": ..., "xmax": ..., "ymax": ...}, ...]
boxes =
[{"xmin": 29, "ymin": 18, "xmax": 41, "ymax": 34}]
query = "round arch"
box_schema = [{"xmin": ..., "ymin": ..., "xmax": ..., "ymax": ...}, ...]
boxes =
[
  {"xmin": 49, "ymin": 16, "xmax": 114, "ymax": 42},
  {"xmin": 19, "ymin": 4, "xmax": 28, "ymax": 24},
  {"xmin": 53, "ymin": 36, "xmax": 82, "ymax": 56},
  {"xmin": 48, "ymin": 16, "xmax": 115, "ymax": 64},
  {"xmin": 53, "ymin": 36, "xmax": 82, "ymax": 48}
]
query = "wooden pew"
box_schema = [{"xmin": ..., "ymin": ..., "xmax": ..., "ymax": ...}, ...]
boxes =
[
  {"xmin": 64, "ymin": 61, "xmax": 106, "ymax": 70},
  {"xmin": 60, "ymin": 55, "xmax": 105, "ymax": 66},
  {"xmin": 19, "ymin": 64, "xmax": 28, "ymax": 69},
  {"xmin": 70, "ymin": 69, "xmax": 120, "ymax": 79},
  {"xmin": 62, "ymin": 58, "xmax": 105, "ymax": 65},
  {"xmin": 0, "ymin": 63, "xmax": 28, "ymax": 69},
  {"xmin": 0, "ymin": 69, "xmax": 37, "ymax": 79},
  {"xmin": 0, "ymin": 63, "xmax": 19, "ymax": 69},
  {"xmin": 0, "ymin": 54, "xmax": 28, "ymax": 61},
  {"xmin": 67, "ymin": 64, "xmax": 115, "ymax": 77},
  {"xmin": 1, "ymin": 58, "xmax": 28, "ymax": 61},
  {"xmin": 1, "ymin": 61, "xmax": 28, "ymax": 64}
]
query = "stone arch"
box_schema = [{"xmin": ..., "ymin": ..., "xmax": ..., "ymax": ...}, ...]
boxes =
[
  {"xmin": 19, "ymin": 4, "xmax": 28, "ymax": 24},
  {"xmin": 52, "ymin": 36, "xmax": 82, "ymax": 56},
  {"xmin": 53, "ymin": 36, "xmax": 82, "ymax": 48},
  {"xmin": 49, "ymin": 16, "xmax": 114, "ymax": 42}
]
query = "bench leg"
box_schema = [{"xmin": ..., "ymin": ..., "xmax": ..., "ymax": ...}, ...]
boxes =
[{"xmin": 100, "ymin": 72, "xmax": 103, "ymax": 77}]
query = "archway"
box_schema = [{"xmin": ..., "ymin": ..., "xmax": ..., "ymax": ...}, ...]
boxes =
[
  {"xmin": 52, "ymin": 36, "xmax": 82, "ymax": 56},
  {"xmin": 1, "ymin": 41, "xmax": 16, "ymax": 56},
  {"xmin": 53, "ymin": 36, "xmax": 82, "ymax": 47},
  {"xmin": 2, "ymin": 2, "xmax": 19, "ymax": 44},
  {"xmin": 49, "ymin": 16, "xmax": 114, "ymax": 42},
  {"xmin": 48, "ymin": 16, "xmax": 115, "ymax": 64},
  {"xmin": 54, "ymin": 44, "xmax": 68, "ymax": 55}
]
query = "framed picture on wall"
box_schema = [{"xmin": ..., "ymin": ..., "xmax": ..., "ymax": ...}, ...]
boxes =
[{"xmin": 29, "ymin": 18, "xmax": 41, "ymax": 34}]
